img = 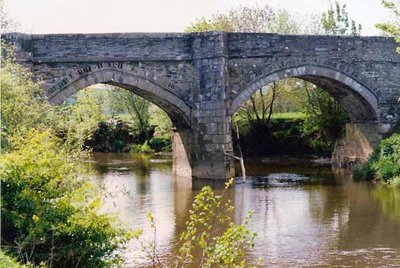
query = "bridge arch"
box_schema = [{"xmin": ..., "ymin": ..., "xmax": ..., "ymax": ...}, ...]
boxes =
[
  {"xmin": 47, "ymin": 68, "xmax": 192, "ymax": 129},
  {"xmin": 230, "ymin": 65, "xmax": 378, "ymax": 122}
]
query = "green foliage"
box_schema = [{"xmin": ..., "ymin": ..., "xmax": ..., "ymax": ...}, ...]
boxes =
[
  {"xmin": 373, "ymin": 134, "xmax": 400, "ymax": 181},
  {"xmin": 64, "ymin": 86, "xmax": 173, "ymax": 150},
  {"xmin": 133, "ymin": 179, "xmax": 258, "ymax": 267},
  {"xmin": 352, "ymin": 150, "xmax": 379, "ymax": 181},
  {"xmin": 0, "ymin": 52, "xmax": 59, "ymax": 151},
  {"xmin": 185, "ymin": 5, "xmax": 298, "ymax": 34},
  {"xmin": 86, "ymin": 119, "xmax": 139, "ymax": 152},
  {"xmin": 1, "ymin": 130, "xmax": 130, "ymax": 267},
  {"xmin": 149, "ymin": 104, "xmax": 173, "ymax": 139},
  {"xmin": 62, "ymin": 88, "xmax": 103, "ymax": 150},
  {"xmin": 149, "ymin": 136, "xmax": 172, "ymax": 152},
  {"xmin": 353, "ymin": 134, "xmax": 400, "ymax": 187},
  {"xmin": 0, "ymin": 251, "xmax": 29, "ymax": 268},
  {"xmin": 376, "ymin": 0, "xmax": 400, "ymax": 53},
  {"xmin": 0, "ymin": 51, "xmax": 100, "ymax": 152},
  {"xmin": 301, "ymin": 83, "xmax": 348, "ymax": 151},
  {"xmin": 178, "ymin": 180, "xmax": 257, "ymax": 267},
  {"xmin": 321, "ymin": 1, "xmax": 362, "ymax": 35},
  {"xmin": 108, "ymin": 87, "xmax": 151, "ymax": 138},
  {"xmin": 131, "ymin": 140, "xmax": 154, "ymax": 154}
]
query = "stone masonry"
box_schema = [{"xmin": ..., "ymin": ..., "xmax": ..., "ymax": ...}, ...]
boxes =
[{"xmin": 3, "ymin": 31, "xmax": 400, "ymax": 179}]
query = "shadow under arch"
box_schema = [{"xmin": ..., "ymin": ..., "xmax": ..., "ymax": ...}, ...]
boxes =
[
  {"xmin": 47, "ymin": 68, "xmax": 192, "ymax": 129},
  {"xmin": 230, "ymin": 65, "xmax": 378, "ymax": 122}
]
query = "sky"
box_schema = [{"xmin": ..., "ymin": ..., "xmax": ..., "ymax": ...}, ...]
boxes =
[{"xmin": 3, "ymin": 0, "xmax": 394, "ymax": 35}]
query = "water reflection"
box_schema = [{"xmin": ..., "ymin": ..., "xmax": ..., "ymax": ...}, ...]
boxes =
[
  {"xmin": 373, "ymin": 186, "xmax": 400, "ymax": 221},
  {"xmin": 90, "ymin": 153, "xmax": 400, "ymax": 267}
]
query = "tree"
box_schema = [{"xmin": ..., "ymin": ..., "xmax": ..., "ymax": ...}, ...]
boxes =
[
  {"xmin": 1, "ymin": 130, "xmax": 130, "ymax": 267},
  {"xmin": 376, "ymin": 0, "xmax": 400, "ymax": 53},
  {"xmin": 62, "ymin": 88, "xmax": 103, "ymax": 150},
  {"xmin": 0, "ymin": 51, "xmax": 60, "ymax": 151},
  {"xmin": 100, "ymin": 87, "xmax": 152, "ymax": 140},
  {"xmin": 185, "ymin": 5, "xmax": 298, "ymax": 34},
  {"xmin": 1, "ymin": 44, "xmax": 130, "ymax": 267},
  {"xmin": 301, "ymin": 81, "xmax": 348, "ymax": 151},
  {"xmin": 321, "ymin": 1, "xmax": 362, "ymax": 35},
  {"xmin": 0, "ymin": 0, "xmax": 18, "ymax": 32}
]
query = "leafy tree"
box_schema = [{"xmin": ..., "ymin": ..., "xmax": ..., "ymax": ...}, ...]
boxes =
[
  {"xmin": 0, "ymin": 51, "xmax": 60, "ymax": 151},
  {"xmin": 1, "ymin": 46, "xmax": 130, "ymax": 267},
  {"xmin": 62, "ymin": 88, "xmax": 103, "ymax": 150},
  {"xmin": 1, "ymin": 130, "xmax": 130, "ymax": 267},
  {"xmin": 0, "ymin": 0, "xmax": 18, "ymax": 32},
  {"xmin": 376, "ymin": 0, "xmax": 400, "ymax": 53},
  {"xmin": 185, "ymin": 5, "xmax": 298, "ymax": 34},
  {"xmin": 301, "ymin": 82, "xmax": 348, "ymax": 151},
  {"xmin": 321, "ymin": 1, "xmax": 362, "ymax": 35},
  {"xmin": 115, "ymin": 90, "xmax": 151, "ymax": 139}
]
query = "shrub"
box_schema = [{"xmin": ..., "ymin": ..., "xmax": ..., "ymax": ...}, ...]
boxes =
[
  {"xmin": 0, "ymin": 251, "xmax": 29, "ymax": 268},
  {"xmin": 131, "ymin": 140, "xmax": 154, "ymax": 154},
  {"xmin": 353, "ymin": 134, "xmax": 400, "ymax": 186},
  {"xmin": 133, "ymin": 179, "xmax": 259, "ymax": 267},
  {"xmin": 390, "ymin": 176, "xmax": 400, "ymax": 189},
  {"xmin": 0, "ymin": 130, "xmax": 130, "ymax": 267},
  {"xmin": 149, "ymin": 136, "xmax": 172, "ymax": 152},
  {"xmin": 373, "ymin": 134, "xmax": 400, "ymax": 181}
]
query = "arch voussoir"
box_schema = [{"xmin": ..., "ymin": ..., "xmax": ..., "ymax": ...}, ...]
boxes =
[{"xmin": 47, "ymin": 68, "xmax": 192, "ymax": 129}]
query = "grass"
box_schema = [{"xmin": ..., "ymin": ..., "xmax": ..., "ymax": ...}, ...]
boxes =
[{"xmin": 271, "ymin": 112, "xmax": 306, "ymax": 120}]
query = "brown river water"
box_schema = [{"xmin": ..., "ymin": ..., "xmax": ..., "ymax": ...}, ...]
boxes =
[{"xmin": 89, "ymin": 153, "xmax": 400, "ymax": 267}]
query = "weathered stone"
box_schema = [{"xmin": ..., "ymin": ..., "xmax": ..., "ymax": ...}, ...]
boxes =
[{"xmin": 3, "ymin": 31, "xmax": 400, "ymax": 180}]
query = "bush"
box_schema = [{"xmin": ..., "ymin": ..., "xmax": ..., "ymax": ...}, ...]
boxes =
[
  {"xmin": 390, "ymin": 176, "xmax": 400, "ymax": 189},
  {"xmin": 0, "ymin": 251, "xmax": 29, "ymax": 268},
  {"xmin": 373, "ymin": 134, "xmax": 400, "ymax": 181},
  {"xmin": 149, "ymin": 136, "xmax": 172, "ymax": 152},
  {"xmin": 353, "ymin": 134, "xmax": 400, "ymax": 186},
  {"xmin": 131, "ymin": 140, "xmax": 154, "ymax": 154},
  {"xmin": 352, "ymin": 150, "xmax": 379, "ymax": 181},
  {"xmin": 133, "ymin": 179, "xmax": 259, "ymax": 267},
  {"xmin": 0, "ymin": 130, "xmax": 130, "ymax": 267}
]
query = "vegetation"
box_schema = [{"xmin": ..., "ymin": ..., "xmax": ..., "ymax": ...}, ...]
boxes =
[
  {"xmin": 353, "ymin": 1, "xmax": 400, "ymax": 189},
  {"xmin": 1, "ymin": 47, "xmax": 132, "ymax": 266},
  {"xmin": 133, "ymin": 180, "xmax": 259, "ymax": 267},
  {"xmin": 321, "ymin": 1, "xmax": 362, "ymax": 35},
  {"xmin": 62, "ymin": 86, "xmax": 173, "ymax": 153},
  {"xmin": 376, "ymin": 0, "xmax": 400, "ymax": 53},
  {"xmin": 1, "ymin": 131, "xmax": 130, "ymax": 267},
  {"xmin": 353, "ymin": 134, "xmax": 400, "ymax": 188}
]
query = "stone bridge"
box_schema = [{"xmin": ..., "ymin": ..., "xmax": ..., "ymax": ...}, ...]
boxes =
[{"xmin": 3, "ymin": 31, "xmax": 400, "ymax": 179}]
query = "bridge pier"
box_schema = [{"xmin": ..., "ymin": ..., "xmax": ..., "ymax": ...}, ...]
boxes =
[
  {"xmin": 172, "ymin": 129, "xmax": 192, "ymax": 178},
  {"xmin": 333, "ymin": 122, "xmax": 382, "ymax": 167}
]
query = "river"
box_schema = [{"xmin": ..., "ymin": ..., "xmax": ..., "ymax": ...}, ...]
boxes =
[{"xmin": 89, "ymin": 152, "xmax": 400, "ymax": 267}]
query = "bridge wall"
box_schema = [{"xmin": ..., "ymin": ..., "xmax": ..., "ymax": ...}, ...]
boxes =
[{"xmin": 3, "ymin": 32, "xmax": 400, "ymax": 180}]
